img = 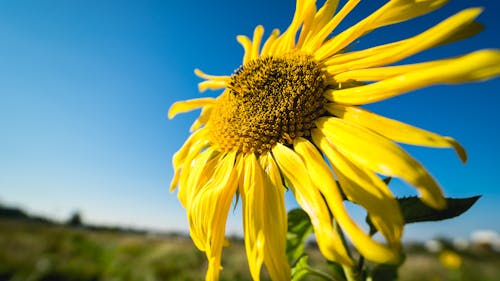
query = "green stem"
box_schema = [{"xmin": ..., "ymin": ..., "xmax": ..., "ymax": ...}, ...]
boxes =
[
  {"xmin": 342, "ymin": 265, "xmax": 363, "ymax": 281},
  {"xmin": 357, "ymin": 228, "xmax": 376, "ymax": 272},
  {"xmin": 357, "ymin": 255, "xmax": 365, "ymax": 272},
  {"xmin": 332, "ymin": 219, "xmax": 363, "ymax": 281},
  {"xmin": 307, "ymin": 266, "xmax": 343, "ymax": 281}
]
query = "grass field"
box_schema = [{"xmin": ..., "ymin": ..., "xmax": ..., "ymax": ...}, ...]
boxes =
[{"xmin": 1, "ymin": 218, "xmax": 498, "ymax": 281}]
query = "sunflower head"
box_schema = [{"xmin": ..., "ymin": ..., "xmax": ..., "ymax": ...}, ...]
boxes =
[
  {"xmin": 168, "ymin": 0, "xmax": 500, "ymax": 280},
  {"xmin": 209, "ymin": 52, "xmax": 328, "ymax": 154}
]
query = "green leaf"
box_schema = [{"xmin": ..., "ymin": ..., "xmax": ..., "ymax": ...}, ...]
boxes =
[
  {"xmin": 399, "ymin": 195, "xmax": 480, "ymax": 224},
  {"xmin": 286, "ymin": 209, "xmax": 313, "ymax": 263},
  {"xmin": 382, "ymin": 177, "xmax": 392, "ymax": 185},
  {"xmin": 327, "ymin": 261, "xmax": 347, "ymax": 281},
  {"xmin": 292, "ymin": 255, "xmax": 340, "ymax": 281},
  {"xmin": 291, "ymin": 255, "xmax": 313, "ymax": 281},
  {"xmin": 366, "ymin": 196, "xmax": 480, "ymax": 234}
]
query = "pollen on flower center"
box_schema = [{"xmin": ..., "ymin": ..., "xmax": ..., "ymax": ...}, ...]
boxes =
[{"xmin": 207, "ymin": 52, "xmax": 327, "ymax": 154}]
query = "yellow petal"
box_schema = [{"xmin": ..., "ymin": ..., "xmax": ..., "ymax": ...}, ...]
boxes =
[
  {"xmin": 168, "ymin": 98, "xmax": 216, "ymax": 119},
  {"xmin": 179, "ymin": 148, "xmax": 220, "ymax": 210},
  {"xmin": 237, "ymin": 35, "xmax": 253, "ymax": 65},
  {"xmin": 194, "ymin": 68, "xmax": 230, "ymax": 81},
  {"xmin": 309, "ymin": 0, "xmax": 340, "ymax": 36},
  {"xmin": 170, "ymin": 129, "xmax": 208, "ymax": 191},
  {"xmin": 324, "ymin": 21, "xmax": 483, "ymax": 70},
  {"xmin": 241, "ymin": 153, "xmax": 290, "ymax": 280},
  {"xmin": 316, "ymin": 117, "xmax": 445, "ymax": 209},
  {"xmin": 324, "ymin": 8, "xmax": 482, "ymax": 74},
  {"xmin": 187, "ymin": 152, "xmax": 228, "ymax": 250},
  {"xmin": 313, "ymin": 132, "xmax": 403, "ymax": 246},
  {"xmin": 190, "ymin": 106, "xmax": 213, "ymax": 132},
  {"xmin": 178, "ymin": 132, "xmax": 211, "ymax": 195},
  {"xmin": 305, "ymin": 0, "xmax": 359, "ymax": 53},
  {"xmin": 333, "ymin": 60, "xmax": 445, "ymax": 82},
  {"xmin": 241, "ymin": 153, "xmax": 266, "ymax": 280},
  {"xmin": 178, "ymin": 147, "xmax": 218, "ymax": 208},
  {"xmin": 171, "ymin": 129, "xmax": 206, "ymax": 170},
  {"xmin": 258, "ymin": 153, "xmax": 290, "ymax": 280},
  {"xmin": 188, "ymin": 151, "xmax": 239, "ymax": 280},
  {"xmin": 324, "ymin": 40, "xmax": 402, "ymax": 68},
  {"xmin": 274, "ymin": 0, "xmax": 315, "ymax": 53},
  {"xmin": 325, "ymin": 49, "xmax": 500, "ymax": 105},
  {"xmin": 194, "ymin": 69, "xmax": 230, "ymax": 92},
  {"xmin": 251, "ymin": 25, "xmax": 265, "ymax": 60},
  {"xmin": 198, "ymin": 80, "xmax": 227, "ymax": 92},
  {"xmin": 260, "ymin": 28, "xmax": 280, "ymax": 57},
  {"xmin": 316, "ymin": 0, "xmax": 450, "ymax": 60},
  {"xmin": 271, "ymin": 143, "xmax": 354, "ymax": 266},
  {"xmin": 327, "ymin": 104, "xmax": 467, "ymax": 162},
  {"xmin": 279, "ymin": 0, "xmax": 307, "ymax": 50},
  {"xmin": 437, "ymin": 21, "xmax": 484, "ymax": 47},
  {"xmin": 367, "ymin": 0, "xmax": 448, "ymax": 32},
  {"xmin": 296, "ymin": 0, "xmax": 318, "ymax": 48},
  {"xmin": 295, "ymin": 137, "xmax": 402, "ymax": 263}
]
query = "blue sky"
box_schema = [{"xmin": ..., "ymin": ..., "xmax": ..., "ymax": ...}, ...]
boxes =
[{"xmin": 0, "ymin": 0, "xmax": 499, "ymax": 242}]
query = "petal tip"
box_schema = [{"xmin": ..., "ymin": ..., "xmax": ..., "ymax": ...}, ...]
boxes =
[
  {"xmin": 445, "ymin": 137, "xmax": 468, "ymax": 163},
  {"xmin": 167, "ymin": 106, "xmax": 176, "ymax": 119}
]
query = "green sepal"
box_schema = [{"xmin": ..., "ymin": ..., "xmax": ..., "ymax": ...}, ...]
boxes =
[{"xmin": 286, "ymin": 209, "xmax": 313, "ymax": 263}]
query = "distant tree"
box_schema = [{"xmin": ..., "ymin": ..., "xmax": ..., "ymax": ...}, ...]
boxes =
[
  {"xmin": 66, "ymin": 211, "xmax": 83, "ymax": 227},
  {"xmin": 0, "ymin": 205, "xmax": 29, "ymax": 219}
]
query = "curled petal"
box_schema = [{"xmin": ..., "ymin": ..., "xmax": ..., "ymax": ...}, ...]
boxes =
[
  {"xmin": 178, "ymin": 148, "xmax": 219, "ymax": 210},
  {"xmin": 327, "ymin": 104, "xmax": 467, "ymax": 162},
  {"xmin": 271, "ymin": 143, "xmax": 353, "ymax": 266},
  {"xmin": 237, "ymin": 35, "xmax": 253, "ymax": 64},
  {"xmin": 188, "ymin": 151, "xmax": 239, "ymax": 280},
  {"xmin": 170, "ymin": 129, "xmax": 209, "ymax": 191},
  {"xmin": 190, "ymin": 106, "xmax": 213, "ymax": 132},
  {"xmin": 295, "ymin": 137, "xmax": 402, "ymax": 263},
  {"xmin": 316, "ymin": 117, "xmax": 445, "ymax": 209}
]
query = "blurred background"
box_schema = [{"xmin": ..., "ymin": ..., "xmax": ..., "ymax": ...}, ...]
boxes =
[{"xmin": 1, "ymin": 0, "xmax": 499, "ymax": 280}]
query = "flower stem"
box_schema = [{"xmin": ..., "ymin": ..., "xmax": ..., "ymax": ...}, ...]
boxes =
[
  {"xmin": 357, "ymin": 255, "xmax": 365, "ymax": 272},
  {"xmin": 307, "ymin": 267, "xmax": 343, "ymax": 281},
  {"xmin": 332, "ymin": 218, "xmax": 363, "ymax": 281},
  {"xmin": 342, "ymin": 265, "xmax": 363, "ymax": 281}
]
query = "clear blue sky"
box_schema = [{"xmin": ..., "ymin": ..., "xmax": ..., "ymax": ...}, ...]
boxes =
[{"xmin": 1, "ymin": 0, "xmax": 499, "ymax": 241}]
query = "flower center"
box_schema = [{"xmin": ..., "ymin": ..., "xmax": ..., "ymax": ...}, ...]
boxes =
[{"xmin": 207, "ymin": 52, "xmax": 327, "ymax": 154}]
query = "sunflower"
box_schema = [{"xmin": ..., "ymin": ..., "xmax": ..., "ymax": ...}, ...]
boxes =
[{"xmin": 168, "ymin": 0, "xmax": 500, "ymax": 280}]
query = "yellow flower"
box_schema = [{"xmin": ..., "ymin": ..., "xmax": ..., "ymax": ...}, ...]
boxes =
[
  {"xmin": 169, "ymin": 0, "xmax": 500, "ymax": 280},
  {"xmin": 439, "ymin": 250, "xmax": 462, "ymax": 269}
]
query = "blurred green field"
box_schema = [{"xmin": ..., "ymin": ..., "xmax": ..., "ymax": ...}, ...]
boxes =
[{"xmin": 1, "ymin": 218, "xmax": 499, "ymax": 281}]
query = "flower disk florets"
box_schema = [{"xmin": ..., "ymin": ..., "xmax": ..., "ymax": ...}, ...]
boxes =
[{"xmin": 208, "ymin": 52, "xmax": 327, "ymax": 154}]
